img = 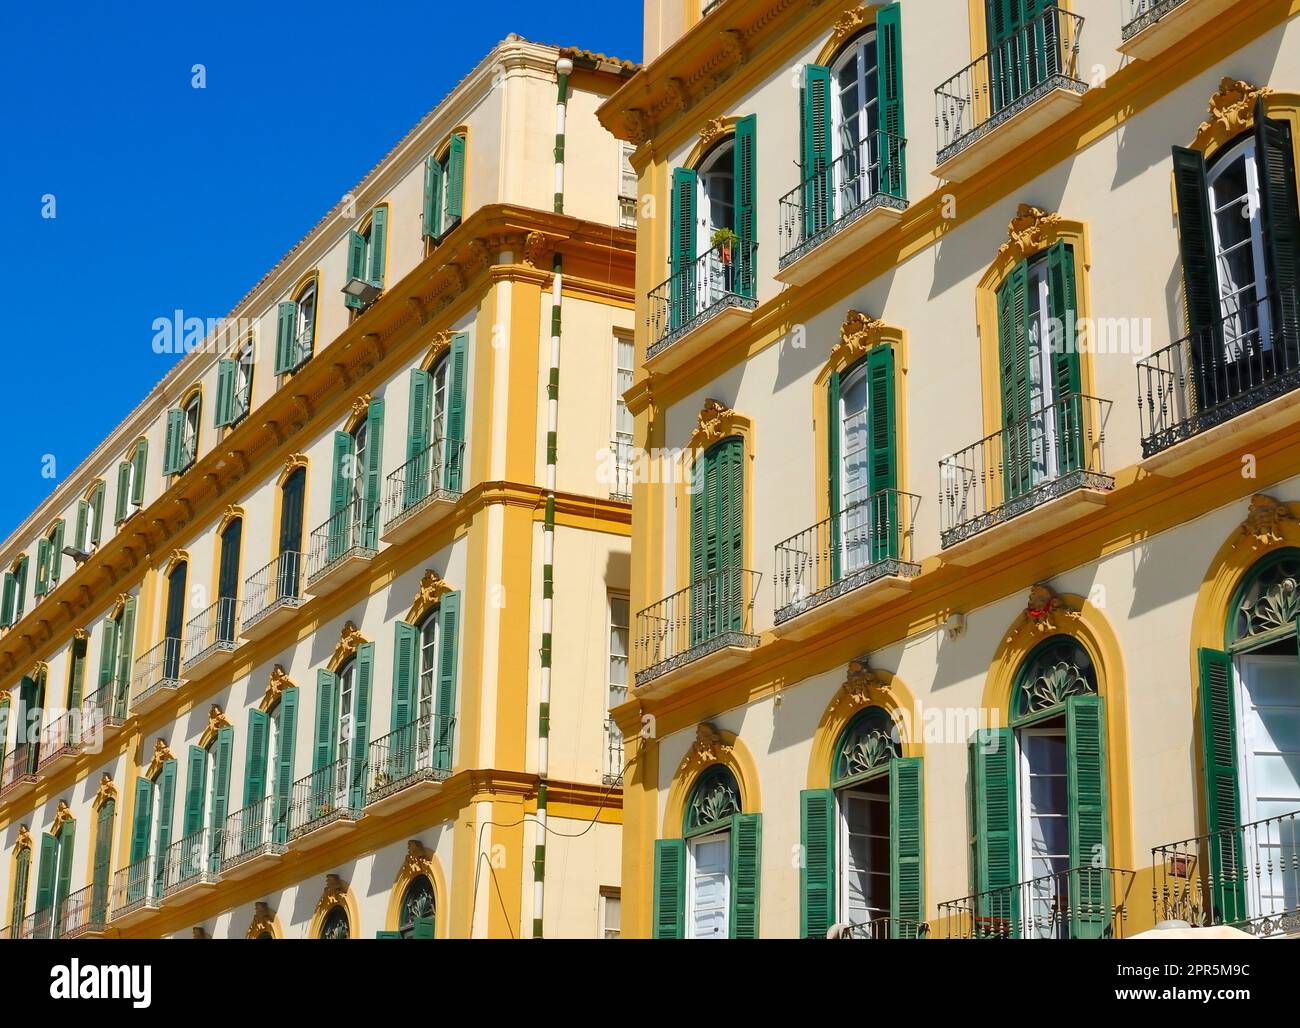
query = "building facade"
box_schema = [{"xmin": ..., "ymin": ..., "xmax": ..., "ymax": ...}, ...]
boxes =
[
  {"xmin": 603, "ymin": 0, "xmax": 1300, "ymax": 938},
  {"xmin": 0, "ymin": 36, "xmax": 638, "ymax": 939}
]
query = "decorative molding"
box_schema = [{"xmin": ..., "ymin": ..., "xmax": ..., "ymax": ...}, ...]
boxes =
[
  {"xmin": 622, "ymin": 109, "xmax": 647, "ymax": 145},
  {"xmin": 348, "ymin": 393, "xmax": 372, "ymax": 429},
  {"xmin": 162, "ymin": 548, "xmax": 189, "ymax": 577},
  {"xmin": 844, "ymin": 657, "xmax": 886, "ymax": 707},
  {"xmin": 278, "ymin": 454, "xmax": 308, "ymax": 486},
  {"xmin": 1195, "ymin": 77, "xmax": 1272, "ymax": 150},
  {"xmin": 198, "ymin": 704, "xmax": 233, "ymax": 749},
  {"xmin": 719, "ymin": 28, "xmax": 747, "ymax": 65},
  {"xmin": 830, "ymin": 6, "xmax": 871, "ymax": 46},
  {"xmin": 52, "ymin": 800, "xmax": 74, "ymax": 835},
  {"xmin": 318, "ymin": 874, "xmax": 349, "ymax": 916},
  {"xmin": 216, "ymin": 504, "xmax": 245, "ymax": 535},
  {"xmin": 110, "ymin": 593, "xmax": 130, "ymax": 621},
  {"xmin": 145, "ymin": 738, "xmax": 177, "ymax": 781},
  {"xmin": 692, "ymin": 398, "xmax": 740, "ymax": 449},
  {"xmin": 523, "ymin": 231, "xmax": 552, "ymax": 269},
  {"xmin": 93, "ymin": 773, "xmax": 118, "ymax": 811},
  {"xmin": 401, "ymin": 839, "xmax": 436, "ymax": 883},
  {"xmin": 679, "ymin": 722, "xmax": 734, "ymax": 780},
  {"xmin": 666, "ymin": 77, "xmax": 690, "ymax": 112},
  {"xmin": 998, "ymin": 203, "xmax": 1063, "ymax": 262},
  {"xmin": 699, "ymin": 116, "xmax": 728, "ymax": 149},
  {"xmin": 28, "ymin": 660, "xmax": 49, "ymax": 681},
  {"xmin": 1236, "ymin": 494, "xmax": 1296, "ymax": 550},
  {"xmin": 405, "ymin": 570, "xmax": 452, "ymax": 626},
  {"xmin": 247, "ymin": 901, "xmax": 277, "ymax": 939},
  {"xmin": 327, "ymin": 621, "xmax": 368, "ymax": 672},
  {"xmin": 260, "ymin": 664, "xmax": 296, "ymax": 712},
  {"xmin": 834, "ymin": 309, "xmax": 887, "ymax": 365},
  {"xmin": 1006, "ymin": 585, "xmax": 1080, "ymax": 643},
  {"xmin": 72, "ymin": 627, "xmax": 89, "ymax": 643},
  {"xmin": 14, "ymin": 825, "xmax": 32, "ymax": 853},
  {"xmin": 425, "ymin": 330, "xmax": 454, "ymax": 369}
]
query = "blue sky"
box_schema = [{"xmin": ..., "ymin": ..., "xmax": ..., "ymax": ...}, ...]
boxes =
[{"xmin": 0, "ymin": 0, "xmax": 640, "ymax": 541}]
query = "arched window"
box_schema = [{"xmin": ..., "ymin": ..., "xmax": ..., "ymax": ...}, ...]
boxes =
[
  {"xmin": 31, "ymin": 811, "xmax": 76, "ymax": 938},
  {"xmin": 93, "ymin": 594, "xmax": 136, "ymax": 722},
  {"xmin": 399, "ymin": 875, "xmax": 436, "ymax": 939},
  {"xmin": 968, "ymin": 635, "xmax": 1110, "ymax": 939},
  {"xmin": 276, "ymin": 274, "xmax": 317, "ymax": 375},
  {"xmin": 1, "ymin": 555, "xmax": 28, "ymax": 627},
  {"xmin": 179, "ymin": 721, "xmax": 233, "ymax": 888},
  {"xmin": 35, "ymin": 518, "xmax": 66, "ymax": 597},
  {"xmin": 76, "ymin": 479, "xmax": 107, "ymax": 553},
  {"xmin": 344, "ymin": 206, "xmax": 388, "ymax": 313},
  {"xmin": 9, "ymin": 836, "xmax": 31, "ymax": 935},
  {"xmin": 215, "ymin": 517, "xmax": 242, "ymax": 646},
  {"xmin": 115, "ymin": 438, "xmax": 148, "ymax": 523},
  {"xmin": 320, "ymin": 904, "xmax": 350, "ymax": 939},
  {"xmin": 161, "ymin": 559, "xmax": 188, "ymax": 683},
  {"xmin": 397, "ymin": 334, "xmax": 468, "ymax": 521},
  {"xmin": 310, "ymin": 638, "xmax": 375, "ymax": 826},
  {"xmin": 327, "ymin": 398, "xmax": 384, "ymax": 562},
  {"xmin": 422, "ymin": 132, "xmax": 466, "ymax": 242},
  {"xmin": 164, "ymin": 390, "xmax": 202, "ymax": 476},
  {"xmin": 277, "ymin": 465, "xmax": 306, "ymax": 602}
]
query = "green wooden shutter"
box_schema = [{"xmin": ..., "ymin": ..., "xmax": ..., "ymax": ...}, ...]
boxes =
[
  {"xmin": 447, "ymin": 134, "xmax": 466, "ymax": 222},
  {"xmin": 129, "ymin": 776, "xmax": 153, "ymax": 868},
  {"xmin": 275, "ymin": 301, "xmax": 297, "ymax": 374},
  {"xmin": 273, "ymin": 687, "xmax": 298, "ymax": 845},
  {"xmin": 97, "ymin": 616, "xmax": 117, "ymax": 701},
  {"xmin": 729, "ymin": 812, "xmax": 762, "ymax": 938},
  {"xmin": 67, "ymin": 636, "xmax": 86, "ymax": 708},
  {"xmin": 14, "ymin": 558, "xmax": 26, "ymax": 618},
  {"xmin": 9, "ymin": 846, "xmax": 28, "ymax": 925},
  {"xmin": 244, "ymin": 709, "xmax": 269, "ymax": 809},
  {"xmin": 406, "ymin": 368, "xmax": 433, "ymax": 506},
  {"xmin": 35, "ymin": 832, "xmax": 58, "ymax": 916},
  {"xmin": 90, "ymin": 480, "xmax": 106, "ymax": 545},
  {"xmin": 131, "ymin": 440, "xmax": 148, "ymax": 505},
  {"xmin": 75, "ymin": 500, "xmax": 89, "ymax": 552},
  {"xmin": 350, "ymin": 641, "xmax": 374, "ymax": 809},
  {"xmin": 376, "ymin": 930, "xmax": 403, "ymax": 939},
  {"xmin": 1046, "ymin": 240, "xmax": 1083, "ymax": 472},
  {"xmin": 413, "ymin": 915, "xmax": 435, "ymax": 939},
  {"xmin": 444, "ymin": 333, "xmax": 468, "ymax": 491},
  {"xmin": 185, "ymin": 740, "xmax": 208, "ymax": 837},
  {"xmin": 391, "ymin": 620, "xmax": 418, "ymax": 732},
  {"xmin": 49, "ymin": 520, "xmax": 64, "ymax": 587},
  {"xmin": 92, "ymin": 800, "xmax": 113, "ymax": 923},
  {"xmin": 54, "ymin": 821, "xmax": 75, "ymax": 934},
  {"xmin": 801, "ymin": 65, "xmax": 833, "ymax": 236},
  {"xmin": 720, "ymin": 438, "xmax": 744, "ymax": 632},
  {"xmin": 1066, "ymin": 693, "xmax": 1111, "ymax": 938},
  {"xmin": 890, "ymin": 756, "xmax": 925, "ymax": 937},
  {"xmin": 115, "ymin": 461, "xmax": 131, "ymax": 523},
  {"xmin": 368, "ymin": 207, "xmax": 388, "ymax": 288},
  {"xmin": 434, "ymin": 592, "xmax": 460, "ymax": 772},
  {"xmin": 1255, "ymin": 100, "xmax": 1300, "ymax": 347},
  {"xmin": 733, "ymin": 114, "xmax": 757, "ymax": 298},
  {"xmin": 35, "ymin": 537, "xmax": 50, "ymax": 596},
  {"xmin": 652, "ymin": 838, "xmax": 686, "ymax": 939},
  {"xmin": 163, "ymin": 408, "xmax": 185, "ymax": 475},
  {"xmin": 997, "ymin": 261, "xmax": 1033, "ymax": 499},
  {"xmin": 314, "ymin": 669, "xmax": 339, "ymax": 772},
  {"xmin": 876, "ymin": 3, "xmax": 906, "ymax": 198},
  {"xmin": 210, "ymin": 725, "xmax": 233, "ymax": 870},
  {"xmin": 345, "ymin": 230, "xmax": 366, "ymax": 309},
  {"xmin": 153, "ymin": 760, "xmax": 177, "ymax": 894},
  {"xmin": 669, "ymin": 168, "xmax": 697, "ymax": 330},
  {"xmin": 330, "ymin": 431, "xmax": 353, "ymax": 561},
  {"xmin": 969, "ymin": 728, "xmax": 1018, "ymax": 935},
  {"xmin": 215, "ymin": 359, "xmax": 236, "ymax": 427},
  {"xmin": 115, "ymin": 596, "xmax": 136, "ymax": 717},
  {"xmin": 827, "ymin": 371, "xmax": 842, "ymax": 582},
  {"xmin": 866, "ymin": 344, "xmax": 899, "ymax": 561},
  {"xmin": 1172, "ymin": 145, "xmax": 1223, "ymax": 402},
  {"xmin": 1197, "ymin": 647, "xmax": 1246, "ymax": 921},
  {"xmin": 1, "ymin": 572, "xmax": 13, "ymax": 627},
  {"xmin": 799, "ymin": 788, "xmax": 836, "ymax": 938},
  {"xmin": 422, "ymin": 155, "xmax": 442, "ymax": 239},
  {"xmin": 363, "ymin": 397, "xmax": 385, "ymax": 548}
]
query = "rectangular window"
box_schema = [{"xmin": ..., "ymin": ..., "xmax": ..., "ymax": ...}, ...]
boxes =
[
  {"xmin": 600, "ymin": 887, "xmax": 621, "ymax": 939},
  {"xmin": 838, "ymin": 779, "xmax": 890, "ymax": 929},
  {"xmin": 605, "ymin": 593, "xmax": 629, "ymax": 782},
  {"xmin": 687, "ymin": 832, "xmax": 730, "ymax": 939},
  {"xmin": 619, "ymin": 141, "xmax": 637, "ymax": 229},
  {"xmin": 611, "ymin": 336, "xmax": 633, "ymax": 500}
]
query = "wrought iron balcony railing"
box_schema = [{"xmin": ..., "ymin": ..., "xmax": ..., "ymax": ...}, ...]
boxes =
[
  {"xmin": 1137, "ymin": 286, "xmax": 1300, "ymax": 458},
  {"xmin": 110, "ymin": 855, "xmax": 157, "ymax": 918},
  {"xmin": 1123, "ymin": 0, "xmax": 1189, "ymax": 40},
  {"xmin": 220, "ymin": 795, "xmax": 288, "ymax": 870},
  {"xmin": 934, "ymin": 6, "xmax": 1085, "ymax": 162},
  {"xmin": 778, "ymin": 131, "xmax": 907, "ymax": 266},
  {"xmin": 774, "ymin": 489, "xmax": 920, "ymax": 624},
  {"xmin": 243, "ymin": 550, "xmax": 304, "ymax": 629},
  {"xmin": 367, "ymin": 714, "xmax": 453, "ymax": 803},
  {"xmin": 609, "ymin": 436, "xmax": 634, "ymax": 502},
  {"xmin": 159, "ymin": 827, "xmax": 220, "ymax": 896},
  {"xmin": 937, "ymin": 866, "xmax": 1135, "ymax": 939},
  {"xmin": 83, "ymin": 678, "xmax": 130, "ymax": 729},
  {"xmin": 183, "ymin": 596, "xmax": 239, "ymax": 668},
  {"xmin": 289, "ymin": 756, "xmax": 364, "ymax": 839},
  {"xmin": 633, "ymin": 568, "xmax": 761, "ymax": 688},
  {"xmin": 827, "ymin": 917, "xmax": 930, "ymax": 939},
  {"xmin": 131, "ymin": 636, "xmax": 185, "ymax": 708},
  {"xmin": 646, "ymin": 237, "xmax": 758, "ymax": 361},
  {"xmin": 60, "ymin": 881, "xmax": 110, "ymax": 939},
  {"xmin": 1153, "ymin": 807, "xmax": 1300, "ymax": 938},
  {"xmin": 0, "ymin": 742, "xmax": 41, "ymax": 796},
  {"xmin": 382, "ymin": 437, "xmax": 465, "ymax": 532},
  {"xmin": 939, "ymin": 392, "xmax": 1111, "ymax": 548},
  {"xmin": 306, "ymin": 500, "xmax": 380, "ymax": 586},
  {"xmin": 604, "ymin": 682, "xmax": 628, "ymax": 785}
]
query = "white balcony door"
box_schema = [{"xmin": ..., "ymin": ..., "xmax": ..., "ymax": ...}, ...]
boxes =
[
  {"xmin": 1235, "ymin": 654, "xmax": 1300, "ymax": 919},
  {"xmin": 1208, "ymin": 138, "xmax": 1272, "ymax": 360},
  {"xmin": 418, "ymin": 615, "xmax": 439, "ymax": 763},
  {"xmin": 696, "ymin": 144, "xmax": 734, "ymax": 313},
  {"xmin": 1018, "ymin": 725, "xmax": 1069, "ymax": 939},
  {"xmin": 431, "ymin": 356, "xmax": 449, "ymax": 456},
  {"xmin": 831, "ymin": 30, "xmax": 878, "ymax": 218},
  {"xmin": 838, "ymin": 781, "xmax": 890, "ymax": 930},
  {"xmin": 1025, "ymin": 256, "xmax": 1060, "ymax": 487},
  {"xmin": 336, "ymin": 662, "xmax": 355, "ymax": 807},
  {"xmin": 686, "ymin": 832, "xmax": 730, "ymax": 939},
  {"xmin": 839, "ymin": 361, "xmax": 873, "ymax": 574}
]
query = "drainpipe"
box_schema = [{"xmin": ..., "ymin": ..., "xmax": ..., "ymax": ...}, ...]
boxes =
[{"xmin": 533, "ymin": 54, "xmax": 571, "ymax": 940}]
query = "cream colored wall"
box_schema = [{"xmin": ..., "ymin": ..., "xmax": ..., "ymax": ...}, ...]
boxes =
[{"xmin": 526, "ymin": 816, "xmax": 623, "ymax": 938}]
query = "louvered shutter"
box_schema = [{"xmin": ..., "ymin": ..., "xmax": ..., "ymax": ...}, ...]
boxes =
[
  {"xmin": 1197, "ymin": 647, "xmax": 1246, "ymax": 922},
  {"xmin": 131, "ymin": 440, "xmax": 148, "ymax": 506},
  {"xmin": 866, "ymin": 344, "xmax": 899, "ymax": 561},
  {"xmin": 210, "ymin": 726, "xmax": 233, "ymax": 871},
  {"xmin": 876, "ymin": 3, "xmax": 906, "ymax": 198},
  {"xmin": 733, "ymin": 115, "xmax": 756, "ymax": 298},
  {"xmin": 652, "ymin": 838, "xmax": 686, "ymax": 939},
  {"xmin": 434, "ymin": 592, "xmax": 460, "ymax": 772},
  {"xmin": 729, "ymin": 812, "xmax": 762, "ymax": 938},
  {"xmin": 350, "ymin": 641, "xmax": 374, "ymax": 809},
  {"xmin": 997, "ymin": 261, "xmax": 1033, "ymax": 499},
  {"xmin": 1255, "ymin": 101, "xmax": 1300, "ymax": 348},
  {"xmin": 801, "ymin": 65, "xmax": 833, "ymax": 236},
  {"xmin": 447, "ymin": 134, "xmax": 466, "ymax": 221},
  {"xmin": 406, "ymin": 368, "xmax": 433, "ymax": 507},
  {"xmin": 273, "ymin": 687, "xmax": 298, "ymax": 845},
  {"xmin": 969, "ymin": 728, "xmax": 1019, "ymax": 936},
  {"xmin": 368, "ymin": 207, "xmax": 388, "ymax": 288},
  {"xmin": 345, "ymin": 230, "xmax": 366, "ymax": 309},
  {"xmin": 1172, "ymin": 146, "xmax": 1223, "ymax": 407},
  {"xmin": 215, "ymin": 358, "xmax": 236, "ymax": 427},
  {"xmin": 362, "ymin": 398, "xmax": 384, "ymax": 548},
  {"xmin": 800, "ymin": 788, "xmax": 836, "ymax": 938},
  {"xmin": 444, "ymin": 334, "xmax": 468, "ymax": 491},
  {"xmin": 1066, "ymin": 694, "xmax": 1111, "ymax": 938},
  {"xmin": 890, "ymin": 756, "xmax": 925, "ymax": 937},
  {"xmin": 669, "ymin": 168, "xmax": 697, "ymax": 330},
  {"xmin": 422, "ymin": 155, "xmax": 442, "ymax": 240}
]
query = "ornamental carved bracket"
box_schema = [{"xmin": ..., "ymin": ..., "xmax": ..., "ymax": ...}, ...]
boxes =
[
  {"xmin": 623, "ymin": 109, "xmax": 648, "ymax": 146},
  {"xmin": 349, "ymin": 394, "xmax": 372, "ymax": 427},
  {"xmin": 666, "ymin": 77, "xmax": 690, "ymax": 113},
  {"xmin": 426, "ymin": 330, "xmax": 454, "ymax": 368},
  {"xmin": 328, "ymin": 621, "xmax": 368, "ymax": 672},
  {"xmin": 1006, "ymin": 585, "xmax": 1080, "ymax": 643},
  {"xmin": 14, "ymin": 825, "xmax": 32, "ymax": 853},
  {"xmin": 52, "ymin": 801, "xmax": 73, "ymax": 835},
  {"xmin": 93, "ymin": 773, "xmax": 118, "ymax": 811},
  {"xmin": 719, "ymin": 28, "xmax": 747, "ymax": 65},
  {"xmin": 844, "ymin": 657, "xmax": 887, "ymax": 708},
  {"xmin": 835, "ymin": 309, "xmax": 887, "ymax": 366},
  {"xmin": 1195, "ymin": 77, "xmax": 1272, "ymax": 150},
  {"xmin": 320, "ymin": 874, "xmax": 349, "ymax": 913},
  {"xmin": 1235, "ymin": 494, "xmax": 1297, "ymax": 551},
  {"xmin": 401, "ymin": 839, "xmax": 435, "ymax": 882},
  {"xmin": 523, "ymin": 231, "xmax": 553, "ymax": 269},
  {"xmin": 999, "ymin": 204, "xmax": 1063, "ymax": 262},
  {"xmin": 247, "ymin": 901, "xmax": 276, "ymax": 939},
  {"xmin": 681, "ymin": 722, "xmax": 734, "ymax": 778},
  {"xmin": 406, "ymin": 569, "xmax": 452, "ymax": 626},
  {"xmin": 831, "ymin": 6, "xmax": 872, "ymax": 47},
  {"xmin": 699, "ymin": 116, "xmax": 728, "ymax": 149},
  {"xmin": 260, "ymin": 664, "xmax": 296, "ymax": 713},
  {"xmin": 693, "ymin": 398, "xmax": 740, "ymax": 450},
  {"xmin": 146, "ymin": 738, "xmax": 177, "ymax": 781},
  {"xmin": 198, "ymin": 704, "xmax": 233, "ymax": 749}
]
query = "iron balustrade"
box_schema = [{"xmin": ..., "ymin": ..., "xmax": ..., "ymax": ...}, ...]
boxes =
[
  {"xmin": 1152, "ymin": 807, "xmax": 1300, "ymax": 937},
  {"xmin": 937, "ymin": 865, "xmax": 1135, "ymax": 939},
  {"xmin": 934, "ymin": 6, "xmax": 1085, "ymax": 161},
  {"xmin": 1136, "ymin": 286, "xmax": 1300, "ymax": 457},
  {"xmin": 159, "ymin": 828, "xmax": 220, "ymax": 896},
  {"xmin": 938, "ymin": 392, "xmax": 1111, "ymax": 548},
  {"xmin": 307, "ymin": 500, "xmax": 380, "ymax": 584},
  {"xmin": 0, "ymin": 743, "xmax": 40, "ymax": 796},
  {"xmin": 828, "ymin": 917, "xmax": 930, "ymax": 939},
  {"xmin": 16, "ymin": 907, "xmax": 55, "ymax": 940},
  {"xmin": 774, "ymin": 489, "xmax": 920, "ymax": 623},
  {"xmin": 221, "ymin": 795, "xmax": 288, "ymax": 869},
  {"xmin": 367, "ymin": 714, "xmax": 453, "ymax": 802},
  {"xmin": 59, "ymin": 882, "xmax": 109, "ymax": 938},
  {"xmin": 633, "ymin": 568, "xmax": 761, "ymax": 686},
  {"xmin": 289, "ymin": 756, "xmax": 364, "ymax": 838},
  {"xmin": 243, "ymin": 551, "xmax": 304, "ymax": 628},
  {"xmin": 646, "ymin": 237, "xmax": 758, "ymax": 360},
  {"xmin": 609, "ymin": 436, "xmax": 634, "ymax": 502},
  {"xmin": 1123, "ymin": 0, "xmax": 1189, "ymax": 40},
  {"xmin": 132, "ymin": 636, "xmax": 185, "ymax": 707},
  {"xmin": 111, "ymin": 855, "xmax": 156, "ymax": 916},
  {"xmin": 83, "ymin": 679, "xmax": 130, "ymax": 729},
  {"xmin": 778, "ymin": 131, "xmax": 907, "ymax": 265},
  {"xmin": 37, "ymin": 706, "xmax": 94, "ymax": 767},
  {"xmin": 382, "ymin": 437, "xmax": 466, "ymax": 531},
  {"xmin": 183, "ymin": 596, "xmax": 239, "ymax": 667}
]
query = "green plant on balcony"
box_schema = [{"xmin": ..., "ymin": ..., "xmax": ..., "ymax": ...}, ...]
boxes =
[{"xmin": 710, "ymin": 227, "xmax": 739, "ymax": 264}]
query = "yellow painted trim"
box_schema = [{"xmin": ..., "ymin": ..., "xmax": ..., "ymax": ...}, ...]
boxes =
[
  {"xmin": 813, "ymin": 7, "xmax": 880, "ymax": 68},
  {"xmin": 681, "ymin": 117, "xmax": 737, "ymax": 171},
  {"xmin": 383, "ymin": 842, "xmax": 449, "ymax": 937},
  {"xmin": 806, "ymin": 667, "xmax": 922, "ymax": 790},
  {"xmin": 306, "ymin": 875, "xmax": 362, "ymax": 939},
  {"xmin": 660, "ymin": 725, "xmax": 762, "ymax": 839}
]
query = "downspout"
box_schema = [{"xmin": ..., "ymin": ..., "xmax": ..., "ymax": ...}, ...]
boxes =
[{"xmin": 533, "ymin": 54, "xmax": 571, "ymax": 940}]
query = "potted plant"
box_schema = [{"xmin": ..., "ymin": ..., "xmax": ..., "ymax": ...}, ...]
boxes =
[{"xmin": 711, "ymin": 226, "xmax": 739, "ymax": 265}]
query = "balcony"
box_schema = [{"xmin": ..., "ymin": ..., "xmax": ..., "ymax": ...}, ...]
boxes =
[
  {"xmin": 60, "ymin": 882, "xmax": 110, "ymax": 939},
  {"xmin": 306, "ymin": 501, "xmax": 379, "ymax": 594},
  {"xmin": 1119, "ymin": 0, "xmax": 1240, "ymax": 61},
  {"xmin": 773, "ymin": 489, "xmax": 921, "ymax": 640},
  {"xmin": 937, "ymin": 866, "xmax": 1136, "ymax": 939},
  {"xmin": 645, "ymin": 238, "xmax": 758, "ymax": 375},
  {"xmin": 241, "ymin": 551, "xmax": 305, "ymax": 640},
  {"xmin": 365, "ymin": 715, "xmax": 452, "ymax": 816},
  {"xmin": 110, "ymin": 857, "xmax": 160, "ymax": 926},
  {"xmin": 288, "ymin": 757, "xmax": 364, "ymax": 847},
  {"xmin": 158, "ymin": 828, "xmax": 220, "ymax": 901},
  {"xmin": 283, "ymin": 325, "xmax": 314, "ymax": 375},
  {"xmin": 1153, "ymin": 807, "xmax": 1300, "ymax": 938},
  {"xmin": 938, "ymin": 393, "xmax": 1112, "ymax": 564},
  {"xmin": 36, "ymin": 707, "xmax": 92, "ymax": 772},
  {"xmin": 130, "ymin": 637, "xmax": 186, "ymax": 715},
  {"xmin": 609, "ymin": 436, "xmax": 633, "ymax": 503},
  {"xmin": 1137, "ymin": 288, "xmax": 1300, "ymax": 471},
  {"xmin": 219, "ymin": 796, "xmax": 288, "ymax": 879},
  {"xmin": 0, "ymin": 743, "xmax": 42, "ymax": 802},
  {"xmin": 633, "ymin": 568, "xmax": 761, "ymax": 696},
  {"xmin": 82, "ymin": 681, "xmax": 129, "ymax": 742},
  {"xmin": 828, "ymin": 917, "xmax": 930, "ymax": 939},
  {"xmin": 16, "ymin": 906, "xmax": 55, "ymax": 940},
  {"xmin": 777, "ymin": 132, "xmax": 908, "ymax": 286},
  {"xmin": 933, "ymin": 7, "xmax": 1086, "ymax": 182},
  {"xmin": 380, "ymin": 439, "xmax": 465, "ymax": 544},
  {"xmin": 603, "ymin": 701, "xmax": 626, "ymax": 787},
  {"xmin": 182, "ymin": 596, "xmax": 239, "ymax": 678}
]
